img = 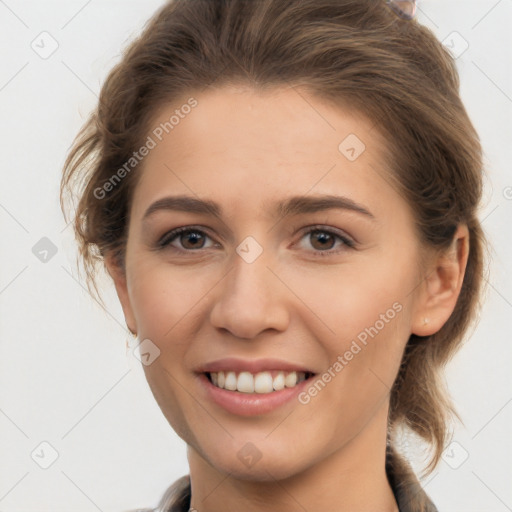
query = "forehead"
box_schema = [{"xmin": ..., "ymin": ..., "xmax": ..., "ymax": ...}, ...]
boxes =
[
  {"xmin": 146, "ymin": 84, "xmax": 388, "ymax": 163},
  {"xmin": 130, "ymin": 84, "xmax": 399, "ymax": 220}
]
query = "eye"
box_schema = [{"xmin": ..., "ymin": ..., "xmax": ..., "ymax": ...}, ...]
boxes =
[
  {"xmin": 158, "ymin": 226, "xmax": 217, "ymax": 251},
  {"xmin": 296, "ymin": 226, "xmax": 355, "ymax": 256},
  {"xmin": 156, "ymin": 225, "xmax": 356, "ymax": 256}
]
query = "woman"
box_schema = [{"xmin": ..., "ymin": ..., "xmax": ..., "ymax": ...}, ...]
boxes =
[{"xmin": 60, "ymin": 0, "xmax": 486, "ymax": 510}]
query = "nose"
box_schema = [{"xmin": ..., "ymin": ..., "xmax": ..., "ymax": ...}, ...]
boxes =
[{"xmin": 209, "ymin": 247, "xmax": 290, "ymax": 340}]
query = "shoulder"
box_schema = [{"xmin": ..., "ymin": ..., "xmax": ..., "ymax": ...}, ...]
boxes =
[{"xmin": 125, "ymin": 475, "xmax": 191, "ymax": 512}]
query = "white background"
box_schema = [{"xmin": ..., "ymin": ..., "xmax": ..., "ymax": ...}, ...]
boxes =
[{"xmin": 0, "ymin": 1, "xmax": 511, "ymax": 511}]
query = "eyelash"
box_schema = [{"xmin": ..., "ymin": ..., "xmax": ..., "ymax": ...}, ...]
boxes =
[{"xmin": 157, "ymin": 224, "xmax": 356, "ymax": 257}]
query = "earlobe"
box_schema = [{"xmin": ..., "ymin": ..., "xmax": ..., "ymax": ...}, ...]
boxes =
[
  {"xmin": 104, "ymin": 252, "xmax": 138, "ymax": 336},
  {"xmin": 412, "ymin": 225, "xmax": 469, "ymax": 336}
]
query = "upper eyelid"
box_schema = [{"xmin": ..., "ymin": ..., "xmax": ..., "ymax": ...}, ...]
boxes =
[{"xmin": 292, "ymin": 224, "xmax": 355, "ymax": 242}]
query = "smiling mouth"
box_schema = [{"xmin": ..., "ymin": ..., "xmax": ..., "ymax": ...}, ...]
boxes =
[{"xmin": 205, "ymin": 370, "xmax": 316, "ymax": 394}]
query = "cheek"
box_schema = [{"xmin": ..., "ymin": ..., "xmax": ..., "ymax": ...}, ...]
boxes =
[
  {"xmin": 297, "ymin": 309, "xmax": 411, "ymax": 447},
  {"xmin": 128, "ymin": 261, "xmax": 217, "ymax": 341},
  {"xmin": 131, "ymin": 266, "xmax": 208, "ymax": 438},
  {"xmin": 291, "ymin": 258, "xmax": 415, "ymax": 407},
  {"xmin": 142, "ymin": 360, "xmax": 201, "ymax": 446},
  {"xmin": 279, "ymin": 253, "xmax": 415, "ymax": 344}
]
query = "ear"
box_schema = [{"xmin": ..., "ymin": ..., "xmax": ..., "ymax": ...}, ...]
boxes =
[
  {"xmin": 411, "ymin": 224, "xmax": 470, "ymax": 336},
  {"xmin": 104, "ymin": 252, "xmax": 138, "ymax": 336}
]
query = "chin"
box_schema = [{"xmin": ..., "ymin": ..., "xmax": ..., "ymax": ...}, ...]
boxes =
[
  {"xmin": 215, "ymin": 455, "xmax": 304, "ymax": 482},
  {"xmin": 193, "ymin": 436, "xmax": 314, "ymax": 482}
]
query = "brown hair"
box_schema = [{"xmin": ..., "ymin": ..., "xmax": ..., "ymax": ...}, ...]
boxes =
[{"xmin": 60, "ymin": 0, "xmax": 487, "ymax": 486}]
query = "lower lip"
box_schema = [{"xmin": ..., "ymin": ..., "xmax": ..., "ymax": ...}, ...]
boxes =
[{"xmin": 198, "ymin": 373, "xmax": 313, "ymax": 417}]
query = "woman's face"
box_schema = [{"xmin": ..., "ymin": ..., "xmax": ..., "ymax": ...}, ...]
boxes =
[{"xmin": 111, "ymin": 85, "xmax": 433, "ymax": 480}]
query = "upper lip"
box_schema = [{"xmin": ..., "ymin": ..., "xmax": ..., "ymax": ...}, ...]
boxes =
[{"xmin": 196, "ymin": 357, "xmax": 316, "ymax": 375}]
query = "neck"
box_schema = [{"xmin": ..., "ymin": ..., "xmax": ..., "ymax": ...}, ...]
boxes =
[{"xmin": 187, "ymin": 401, "xmax": 399, "ymax": 512}]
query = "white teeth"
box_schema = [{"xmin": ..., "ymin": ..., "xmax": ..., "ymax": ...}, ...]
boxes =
[
  {"xmin": 285, "ymin": 371, "xmax": 297, "ymax": 388},
  {"xmin": 273, "ymin": 371, "xmax": 285, "ymax": 391},
  {"xmin": 237, "ymin": 372, "xmax": 255, "ymax": 393},
  {"xmin": 254, "ymin": 371, "xmax": 273, "ymax": 393},
  {"xmin": 224, "ymin": 371, "xmax": 237, "ymax": 391},
  {"xmin": 208, "ymin": 370, "xmax": 309, "ymax": 394}
]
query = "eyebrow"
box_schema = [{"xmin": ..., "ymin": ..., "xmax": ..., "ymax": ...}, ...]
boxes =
[{"xmin": 142, "ymin": 194, "xmax": 375, "ymax": 222}]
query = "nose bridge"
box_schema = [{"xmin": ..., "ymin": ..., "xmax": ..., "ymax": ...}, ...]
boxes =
[
  {"xmin": 209, "ymin": 237, "xmax": 289, "ymax": 338},
  {"xmin": 232, "ymin": 240, "xmax": 273, "ymax": 296},
  {"xmin": 227, "ymin": 232, "xmax": 275, "ymax": 297}
]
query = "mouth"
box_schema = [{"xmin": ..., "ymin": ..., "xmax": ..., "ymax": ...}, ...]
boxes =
[
  {"xmin": 205, "ymin": 370, "xmax": 316, "ymax": 394},
  {"xmin": 196, "ymin": 358, "xmax": 318, "ymax": 415}
]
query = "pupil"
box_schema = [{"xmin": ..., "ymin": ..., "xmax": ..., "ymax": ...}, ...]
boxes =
[
  {"xmin": 183, "ymin": 232, "xmax": 203, "ymax": 248},
  {"xmin": 312, "ymin": 231, "xmax": 333, "ymax": 250}
]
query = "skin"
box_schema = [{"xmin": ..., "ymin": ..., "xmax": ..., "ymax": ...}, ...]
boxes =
[{"xmin": 106, "ymin": 84, "xmax": 469, "ymax": 512}]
